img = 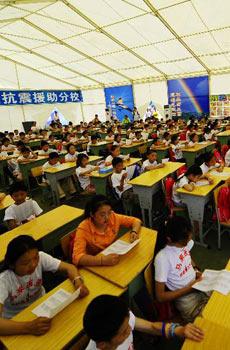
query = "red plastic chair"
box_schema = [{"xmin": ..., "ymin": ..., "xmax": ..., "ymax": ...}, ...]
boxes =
[
  {"xmin": 168, "ymin": 147, "xmax": 176, "ymax": 161},
  {"xmin": 179, "ymin": 132, "xmax": 186, "ymax": 141},
  {"xmin": 221, "ymin": 144, "xmax": 229, "ymax": 159}
]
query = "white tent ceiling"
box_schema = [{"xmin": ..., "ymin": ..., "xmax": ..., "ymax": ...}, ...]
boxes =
[{"xmin": 0, "ymin": 0, "xmax": 230, "ymax": 90}]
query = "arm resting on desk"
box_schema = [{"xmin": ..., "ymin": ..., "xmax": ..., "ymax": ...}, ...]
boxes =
[{"xmin": 58, "ymin": 262, "xmax": 89, "ymax": 297}]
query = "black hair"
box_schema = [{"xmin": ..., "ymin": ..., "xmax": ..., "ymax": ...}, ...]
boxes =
[
  {"xmin": 204, "ymin": 126, "xmax": 210, "ymax": 134},
  {"xmin": 19, "ymin": 132, "xmax": 25, "ymax": 136},
  {"xmin": 2, "ymin": 137, "xmax": 10, "ymax": 144},
  {"xmin": 163, "ymin": 132, "xmax": 170, "ymax": 138},
  {"xmin": 110, "ymin": 145, "xmax": 119, "ymax": 153},
  {"xmin": 3, "ymin": 235, "xmax": 38, "ymax": 271},
  {"xmin": 114, "ymin": 134, "xmax": 121, "ymax": 141},
  {"xmin": 112, "ymin": 157, "xmax": 123, "ymax": 167},
  {"xmin": 135, "ymin": 130, "xmax": 141, "ymax": 136},
  {"xmin": 83, "ymin": 295, "xmax": 129, "ymax": 343},
  {"xmin": 9, "ymin": 181, "xmax": 27, "ymax": 196},
  {"xmin": 107, "ymin": 128, "xmax": 113, "ymax": 134},
  {"xmin": 41, "ymin": 140, "xmax": 49, "ymax": 147},
  {"xmin": 16, "ymin": 141, "xmax": 25, "ymax": 147},
  {"xmin": 21, "ymin": 146, "xmax": 30, "ymax": 153},
  {"xmin": 84, "ymin": 195, "xmax": 111, "ymax": 219},
  {"xmin": 171, "ymin": 134, "xmax": 178, "ymax": 143},
  {"xmin": 189, "ymin": 132, "xmax": 196, "ymax": 141},
  {"xmin": 76, "ymin": 153, "xmax": 88, "ymax": 167},
  {"xmin": 146, "ymin": 148, "xmax": 156, "ymax": 156},
  {"xmin": 165, "ymin": 216, "xmax": 192, "ymax": 243},
  {"xmin": 66, "ymin": 143, "xmax": 75, "ymax": 153},
  {"xmin": 91, "ymin": 134, "xmax": 98, "ymax": 141},
  {"xmin": 82, "ymin": 130, "xmax": 88, "ymax": 136},
  {"xmin": 185, "ymin": 164, "xmax": 202, "ymax": 177},
  {"xmin": 48, "ymin": 151, "xmax": 59, "ymax": 160}
]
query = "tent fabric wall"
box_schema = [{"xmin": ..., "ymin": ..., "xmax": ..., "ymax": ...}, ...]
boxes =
[
  {"xmin": 133, "ymin": 81, "xmax": 168, "ymax": 118},
  {"xmin": 81, "ymin": 88, "xmax": 106, "ymax": 122},
  {"xmin": 210, "ymin": 74, "xmax": 230, "ymax": 95}
]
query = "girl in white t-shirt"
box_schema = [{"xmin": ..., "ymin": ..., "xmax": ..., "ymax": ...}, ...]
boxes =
[
  {"xmin": 65, "ymin": 143, "xmax": 78, "ymax": 162},
  {"xmin": 84, "ymin": 295, "xmax": 204, "ymax": 350},
  {"xmin": 0, "ymin": 235, "xmax": 88, "ymax": 335},
  {"xmin": 170, "ymin": 135, "xmax": 185, "ymax": 162},
  {"xmin": 154, "ymin": 216, "xmax": 209, "ymax": 323},
  {"xmin": 76, "ymin": 154, "xmax": 99, "ymax": 193}
]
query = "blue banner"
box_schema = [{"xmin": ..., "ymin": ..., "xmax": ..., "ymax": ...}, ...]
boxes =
[
  {"xmin": 167, "ymin": 76, "xmax": 209, "ymax": 118},
  {"xmin": 104, "ymin": 85, "xmax": 134, "ymax": 122},
  {"xmin": 0, "ymin": 90, "xmax": 83, "ymax": 106}
]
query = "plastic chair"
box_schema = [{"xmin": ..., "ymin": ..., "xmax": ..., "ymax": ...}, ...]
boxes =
[
  {"xmin": 168, "ymin": 147, "xmax": 176, "ymax": 162},
  {"xmin": 213, "ymin": 185, "xmax": 230, "ymax": 249},
  {"xmin": 30, "ymin": 166, "xmax": 51, "ymax": 200},
  {"xmin": 69, "ymin": 334, "xmax": 89, "ymax": 350},
  {"xmin": 162, "ymin": 177, "xmax": 186, "ymax": 216},
  {"xmin": 60, "ymin": 230, "xmax": 76, "ymax": 262}
]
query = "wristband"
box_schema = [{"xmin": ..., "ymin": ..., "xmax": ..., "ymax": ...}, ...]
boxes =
[
  {"xmin": 161, "ymin": 322, "xmax": 166, "ymax": 337},
  {"xmin": 170, "ymin": 323, "xmax": 180, "ymax": 338},
  {"xmin": 130, "ymin": 230, "xmax": 137, "ymax": 234}
]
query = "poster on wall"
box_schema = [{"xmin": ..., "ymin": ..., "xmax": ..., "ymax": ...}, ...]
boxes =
[
  {"xmin": 210, "ymin": 94, "xmax": 230, "ymax": 118},
  {"xmin": 104, "ymin": 85, "xmax": 134, "ymax": 122},
  {"xmin": 167, "ymin": 76, "xmax": 209, "ymax": 119}
]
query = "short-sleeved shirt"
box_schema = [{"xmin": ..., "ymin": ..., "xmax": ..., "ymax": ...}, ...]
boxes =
[
  {"xmin": 142, "ymin": 159, "xmax": 157, "ymax": 172},
  {"xmin": 171, "ymin": 144, "xmax": 183, "ymax": 160},
  {"xmin": 0, "ymin": 252, "xmax": 61, "ymax": 318},
  {"xmin": 154, "ymin": 240, "xmax": 195, "ymax": 291},
  {"xmin": 76, "ymin": 165, "xmax": 94, "ymax": 189},
  {"xmin": 172, "ymin": 175, "xmax": 189, "ymax": 204},
  {"xmin": 72, "ymin": 212, "xmax": 140, "ymax": 265},
  {"xmin": 200, "ymin": 162, "xmax": 220, "ymax": 174},
  {"xmin": 4, "ymin": 199, "xmax": 43, "ymax": 225},
  {"xmin": 111, "ymin": 170, "xmax": 132, "ymax": 198},
  {"xmin": 37, "ymin": 149, "xmax": 54, "ymax": 155},
  {"xmin": 86, "ymin": 311, "xmax": 135, "ymax": 350},
  {"xmin": 65, "ymin": 152, "xmax": 78, "ymax": 162}
]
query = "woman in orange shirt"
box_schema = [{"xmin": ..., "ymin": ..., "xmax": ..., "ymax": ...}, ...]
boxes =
[{"xmin": 72, "ymin": 195, "xmax": 141, "ymax": 266}]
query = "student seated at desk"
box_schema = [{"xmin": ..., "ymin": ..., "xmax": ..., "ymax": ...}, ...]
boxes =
[
  {"xmin": 42, "ymin": 152, "xmax": 76, "ymax": 199},
  {"xmin": 0, "ymin": 144, "xmax": 8, "ymax": 158},
  {"xmin": 172, "ymin": 164, "xmax": 213, "ymax": 207},
  {"xmin": 113, "ymin": 133, "xmax": 124, "ymax": 146},
  {"xmin": 87, "ymin": 134, "xmax": 98, "ymax": 153},
  {"xmin": 105, "ymin": 145, "xmax": 129, "ymax": 166},
  {"xmin": 127, "ymin": 126, "xmax": 135, "ymax": 140},
  {"xmin": 170, "ymin": 135, "xmax": 186, "ymax": 162},
  {"xmin": 142, "ymin": 149, "xmax": 164, "ymax": 172},
  {"xmin": 132, "ymin": 131, "xmax": 144, "ymax": 143},
  {"xmin": 37, "ymin": 140, "xmax": 54, "ymax": 156},
  {"xmin": 203, "ymin": 126, "xmax": 214, "ymax": 141},
  {"xmin": 162, "ymin": 131, "xmax": 171, "ymax": 146},
  {"xmin": 80, "ymin": 130, "xmax": 90, "ymax": 142},
  {"xmin": 1, "ymin": 137, "xmax": 16, "ymax": 152},
  {"xmin": 17, "ymin": 146, "xmax": 38, "ymax": 163},
  {"xmin": 83, "ymin": 295, "xmax": 204, "ymax": 350},
  {"xmin": 188, "ymin": 133, "xmax": 199, "ymax": 147},
  {"xmin": 76, "ymin": 154, "xmax": 99, "ymax": 193},
  {"xmin": 19, "ymin": 132, "xmax": 29, "ymax": 143},
  {"xmin": 154, "ymin": 216, "xmax": 209, "ymax": 323},
  {"xmin": 200, "ymin": 151, "xmax": 223, "ymax": 174},
  {"xmin": 72, "ymin": 194, "xmax": 141, "ymax": 266},
  {"xmin": 105, "ymin": 128, "xmax": 114, "ymax": 142},
  {"xmin": 0, "ymin": 235, "xmax": 88, "ymax": 335},
  {"xmin": 4, "ymin": 182, "xmax": 43, "ymax": 230},
  {"xmin": 111, "ymin": 157, "xmax": 140, "ymax": 211},
  {"xmin": 65, "ymin": 143, "xmax": 78, "ymax": 162}
]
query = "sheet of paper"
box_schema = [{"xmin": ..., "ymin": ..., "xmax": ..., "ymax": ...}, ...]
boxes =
[
  {"xmin": 195, "ymin": 180, "xmax": 210, "ymax": 186},
  {"xmin": 210, "ymin": 171, "xmax": 230, "ymax": 177},
  {"xmin": 102, "ymin": 239, "xmax": 140, "ymax": 256},
  {"xmin": 193, "ymin": 269, "xmax": 230, "ymax": 295},
  {"xmin": 32, "ymin": 288, "xmax": 80, "ymax": 318}
]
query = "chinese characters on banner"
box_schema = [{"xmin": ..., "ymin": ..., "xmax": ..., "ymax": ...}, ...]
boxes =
[{"xmin": 0, "ymin": 90, "xmax": 83, "ymax": 106}]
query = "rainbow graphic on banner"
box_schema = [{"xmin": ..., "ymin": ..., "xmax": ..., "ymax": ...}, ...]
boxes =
[{"xmin": 178, "ymin": 79, "xmax": 202, "ymax": 114}]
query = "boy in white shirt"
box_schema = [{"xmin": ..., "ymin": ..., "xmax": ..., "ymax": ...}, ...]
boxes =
[
  {"xmin": 4, "ymin": 182, "xmax": 43, "ymax": 230},
  {"xmin": 37, "ymin": 141, "xmax": 54, "ymax": 156},
  {"xmin": 142, "ymin": 149, "xmax": 164, "ymax": 172},
  {"xmin": 84, "ymin": 295, "xmax": 204, "ymax": 350},
  {"xmin": 105, "ymin": 128, "xmax": 114, "ymax": 142},
  {"xmin": 17, "ymin": 147, "xmax": 38, "ymax": 163},
  {"xmin": 154, "ymin": 216, "xmax": 209, "ymax": 323}
]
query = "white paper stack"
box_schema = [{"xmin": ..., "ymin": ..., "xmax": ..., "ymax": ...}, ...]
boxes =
[
  {"xmin": 195, "ymin": 180, "xmax": 210, "ymax": 186},
  {"xmin": 102, "ymin": 239, "xmax": 140, "ymax": 256},
  {"xmin": 32, "ymin": 288, "xmax": 80, "ymax": 318},
  {"xmin": 193, "ymin": 269, "xmax": 230, "ymax": 295}
]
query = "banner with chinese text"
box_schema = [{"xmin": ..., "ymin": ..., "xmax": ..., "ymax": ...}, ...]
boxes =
[{"xmin": 0, "ymin": 90, "xmax": 83, "ymax": 106}]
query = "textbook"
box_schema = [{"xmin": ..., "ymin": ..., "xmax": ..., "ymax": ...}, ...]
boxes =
[
  {"xmin": 193, "ymin": 269, "xmax": 230, "ymax": 295},
  {"xmin": 32, "ymin": 288, "xmax": 81, "ymax": 318},
  {"xmin": 102, "ymin": 239, "xmax": 140, "ymax": 256}
]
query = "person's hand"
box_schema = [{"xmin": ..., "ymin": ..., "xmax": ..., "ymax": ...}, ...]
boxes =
[
  {"xmin": 102, "ymin": 254, "xmax": 120, "ymax": 266},
  {"xmin": 121, "ymin": 172, "xmax": 128, "ymax": 180},
  {"xmin": 94, "ymin": 165, "xmax": 100, "ymax": 171},
  {"xmin": 175, "ymin": 323, "xmax": 204, "ymax": 342},
  {"xmin": 195, "ymin": 270, "xmax": 202, "ymax": 279},
  {"xmin": 78, "ymin": 284, "xmax": 89, "ymax": 298},
  {"xmin": 207, "ymin": 177, "xmax": 214, "ymax": 184},
  {"xmin": 130, "ymin": 231, "xmax": 139, "ymax": 243},
  {"xmin": 28, "ymin": 317, "xmax": 51, "ymax": 335},
  {"xmin": 157, "ymin": 163, "xmax": 165, "ymax": 168},
  {"xmin": 216, "ymin": 167, "xmax": 223, "ymax": 173}
]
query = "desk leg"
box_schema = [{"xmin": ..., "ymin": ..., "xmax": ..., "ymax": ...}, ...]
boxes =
[
  {"xmin": 20, "ymin": 166, "xmax": 31, "ymax": 192},
  {"xmin": 46, "ymin": 174, "xmax": 60, "ymax": 206}
]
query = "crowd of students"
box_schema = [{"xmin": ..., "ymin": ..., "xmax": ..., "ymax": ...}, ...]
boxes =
[{"xmin": 0, "ymin": 114, "xmax": 229, "ymax": 348}]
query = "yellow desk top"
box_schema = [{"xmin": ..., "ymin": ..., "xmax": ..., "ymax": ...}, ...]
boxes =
[
  {"xmin": 121, "ymin": 140, "xmax": 149, "ymax": 149},
  {"xmin": 129, "ymin": 162, "xmax": 184, "ymax": 187},
  {"xmin": 181, "ymin": 142, "xmax": 214, "ymax": 153},
  {"xmin": 0, "ymin": 270, "xmax": 124, "ymax": 350},
  {"xmin": 0, "ymin": 205, "xmax": 83, "ymax": 262},
  {"xmin": 91, "ymin": 141, "xmax": 113, "ymax": 147},
  {"xmin": 86, "ymin": 227, "xmax": 157, "ymax": 289},
  {"xmin": 151, "ymin": 145, "xmax": 170, "ymax": 151},
  {"xmin": 217, "ymin": 130, "xmax": 230, "ymax": 136},
  {"xmin": 90, "ymin": 158, "xmax": 142, "ymax": 178},
  {"xmin": 177, "ymin": 178, "xmax": 222, "ymax": 197},
  {"xmin": 210, "ymin": 167, "xmax": 230, "ymax": 181},
  {"xmin": 45, "ymin": 156, "xmax": 101, "ymax": 173},
  {"xmin": 182, "ymin": 317, "xmax": 230, "ymax": 349},
  {"xmin": 0, "ymin": 195, "xmax": 14, "ymax": 210},
  {"xmin": 202, "ymin": 259, "xmax": 230, "ymax": 329}
]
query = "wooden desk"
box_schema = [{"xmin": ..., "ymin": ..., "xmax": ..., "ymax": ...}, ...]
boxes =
[
  {"xmin": 150, "ymin": 146, "xmax": 170, "ymax": 162},
  {"xmin": 86, "ymin": 227, "xmax": 157, "ymax": 297},
  {"xmin": 90, "ymin": 158, "xmax": 142, "ymax": 195},
  {"xmin": 182, "ymin": 317, "xmax": 230, "ymax": 349},
  {"xmin": 177, "ymin": 178, "xmax": 222, "ymax": 246},
  {"xmin": 129, "ymin": 162, "xmax": 184, "ymax": 227},
  {"xmin": 217, "ymin": 130, "xmax": 230, "ymax": 145},
  {"xmin": 45, "ymin": 156, "xmax": 101, "ymax": 205},
  {"xmin": 0, "ymin": 205, "xmax": 83, "ymax": 262},
  {"xmin": 181, "ymin": 142, "xmax": 215, "ymax": 166},
  {"xmin": 0, "ymin": 270, "xmax": 124, "ymax": 350},
  {"xmin": 202, "ymin": 260, "xmax": 230, "ymax": 329},
  {"xmin": 0, "ymin": 195, "xmax": 14, "ymax": 221},
  {"xmin": 90, "ymin": 141, "xmax": 113, "ymax": 156},
  {"xmin": 121, "ymin": 140, "xmax": 153, "ymax": 155},
  {"xmin": 26, "ymin": 139, "xmax": 41, "ymax": 150}
]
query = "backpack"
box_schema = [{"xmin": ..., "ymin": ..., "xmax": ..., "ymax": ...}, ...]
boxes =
[{"xmin": 217, "ymin": 186, "xmax": 230, "ymax": 222}]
